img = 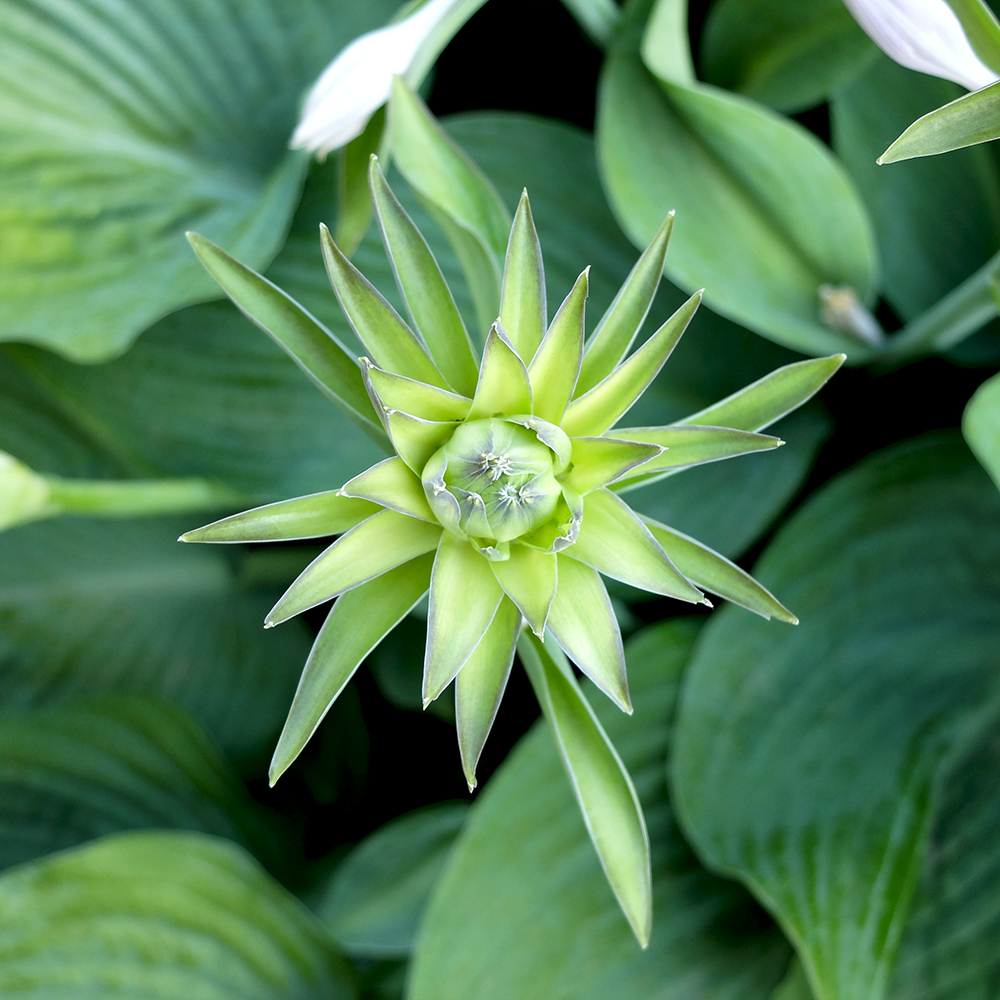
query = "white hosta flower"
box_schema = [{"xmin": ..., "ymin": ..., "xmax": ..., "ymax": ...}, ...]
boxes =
[
  {"xmin": 843, "ymin": 0, "xmax": 999, "ymax": 91},
  {"xmin": 290, "ymin": 0, "xmax": 454, "ymax": 158}
]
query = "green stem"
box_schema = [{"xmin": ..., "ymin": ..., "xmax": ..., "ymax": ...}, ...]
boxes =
[
  {"xmin": 44, "ymin": 476, "xmax": 242, "ymax": 519},
  {"xmin": 882, "ymin": 248, "xmax": 1000, "ymax": 362}
]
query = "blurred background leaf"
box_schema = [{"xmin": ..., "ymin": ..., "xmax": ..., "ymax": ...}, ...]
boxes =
[
  {"xmin": 0, "ymin": 830, "xmax": 356, "ymax": 998},
  {"xmin": 0, "ymin": 0, "xmax": 400, "ymax": 361},
  {"xmin": 673, "ymin": 434, "xmax": 1000, "ymax": 1000},
  {"xmin": 408, "ymin": 620, "xmax": 792, "ymax": 1000}
]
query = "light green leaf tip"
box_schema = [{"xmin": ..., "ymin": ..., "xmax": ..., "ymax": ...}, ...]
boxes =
[{"xmin": 500, "ymin": 190, "xmax": 547, "ymax": 362}]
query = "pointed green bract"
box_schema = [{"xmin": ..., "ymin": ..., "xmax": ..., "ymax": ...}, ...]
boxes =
[
  {"xmin": 571, "ymin": 489, "xmax": 706, "ymax": 604},
  {"xmin": 320, "ymin": 224, "xmax": 449, "ymax": 390},
  {"xmin": 382, "ymin": 409, "xmax": 460, "ymax": 474},
  {"xmin": 490, "ymin": 544, "xmax": 558, "ymax": 636},
  {"xmin": 339, "ymin": 457, "xmax": 435, "ymax": 523},
  {"xmin": 388, "ymin": 77, "xmax": 509, "ymax": 333},
  {"xmin": 456, "ymin": 597, "xmax": 522, "ymax": 790},
  {"xmin": 186, "ymin": 233, "xmax": 386, "ymax": 448},
  {"xmin": 180, "ymin": 492, "xmax": 379, "ymax": 544},
  {"xmin": 267, "ymin": 511, "xmax": 442, "ymax": 626},
  {"xmin": 547, "ymin": 555, "xmax": 630, "ymax": 712},
  {"xmin": 560, "ymin": 437, "xmax": 662, "ymax": 494},
  {"xmin": 270, "ymin": 555, "xmax": 434, "ymax": 785},
  {"xmin": 562, "ymin": 291, "xmax": 702, "ymax": 437},
  {"xmin": 369, "ymin": 157, "xmax": 480, "ymax": 396},
  {"xmin": 612, "ymin": 425, "xmax": 783, "ymax": 487},
  {"xmin": 468, "ymin": 323, "xmax": 533, "ymax": 419},
  {"xmin": 500, "ymin": 192, "xmax": 547, "ymax": 362},
  {"xmin": 682, "ymin": 355, "xmax": 845, "ymax": 432},
  {"xmin": 518, "ymin": 633, "xmax": 652, "ymax": 947},
  {"xmin": 644, "ymin": 517, "xmax": 798, "ymax": 623},
  {"xmin": 363, "ymin": 361, "xmax": 472, "ymax": 422},
  {"xmin": 528, "ymin": 269, "xmax": 588, "ymax": 423},
  {"xmin": 423, "ymin": 533, "xmax": 504, "ymax": 706},
  {"xmin": 576, "ymin": 214, "xmax": 673, "ymax": 395}
]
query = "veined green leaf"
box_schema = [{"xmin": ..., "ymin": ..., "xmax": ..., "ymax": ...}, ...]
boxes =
[
  {"xmin": 181, "ymin": 492, "xmax": 379, "ymax": 543},
  {"xmin": 490, "ymin": 544, "xmax": 558, "ymax": 636},
  {"xmin": 500, "ymin": 191, "xmax": 547, "ymax": 361},
  {"xmin": 468, "ymin": 322, "xmax": 534, "ymax": 419},
  {"xmin": 187, "ymin": 234, "xmax": 386, "ymax": 447},
  {"xmin": 614, "ymin": 425, "xmax": 783, "ymax": 485},
  {"xmin": 879, "ymin": 79, "xmax": 1000, "ymax": 163},
  {"xmin": 456, "ymin": 598, "xmax": 522, "ymax": 790},
  {"xmin": 270, "ymin": 554, "xmax": 433, "ymax": 784},
  {"xmin": 643, "ymin": 517, "xmax": 797, "ymax": 622},
  {"xmin": 318, "ymin": 803, "xmax": 470, "ymax": 957},
  {"xmin": 569, "ymin": 488, "xmax": 705, "ymax": 603},
  {"xmin": 389, "ymin": 77, "xmax": 510, "ymax": 332},
  {"xmin": 339, "ymin": 457, "xmax": 435, "ymax": 522},
  {"xmin": 0, "ymin": 831, "xmax": 354, "ymax": 998},
  {"xmin": 266, "ymin": 510, "xmax": 442, "ymax": 625},
  {"xmin": 424, "ymin": 533, "xmax": 504, "ymax": 705},
  {"xmin": 963, "ymin": 370, "xmax": 1000, "ymax": 491},
  {"xmin": 529, "ymin": 269, "xmax": 588, "ymax": 423},
  {"xmin": 518, "ymin": 632, "xmax": 651, "ymax": 946},
  {"xmin": 370, "ymin": 157, "xmax": 479, "ymax": 395},
  {"xmin": 362, "ymin": 361, "xmax": 471, "ymax": 421},
  {"xmin": 547, "ymin": 555, "xmax": 630, "ymax": 711},
  {"xmin": 320, "ymin": 223, "xmax": 448, "ymax": 388},
  {"xmin": 562, "ymin": 291, "xmax": 701, "ymax": 437},
  {"xmin": 561, "ymin": 437, "xmax": 662, "ymax": 494},
  {"xmin": 577, "ymin": 215, "xmax": 672, "ymax": 396},
  {"xmin": 681, "ymin": 355, "xmax": 844, "ymax": 431}
]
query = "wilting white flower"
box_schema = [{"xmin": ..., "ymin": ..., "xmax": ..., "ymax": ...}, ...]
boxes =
[
  {"xmin": 291, "ymin": 0, "xmax": 454, "ymax": 158},
  {"xmin": 843, "ymin": 0, "xmax": 1000, "ymax": 91}
]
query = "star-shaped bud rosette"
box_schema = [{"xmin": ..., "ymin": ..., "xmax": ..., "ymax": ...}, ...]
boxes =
[{"xmin": 183, "ymin": 160, "xmax": 844, "ymax": 799}]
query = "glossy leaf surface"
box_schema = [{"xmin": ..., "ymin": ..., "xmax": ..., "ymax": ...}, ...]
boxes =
[{"xmin": 963, "ymin": 370, "xmax": 1000, "ymax": 490}]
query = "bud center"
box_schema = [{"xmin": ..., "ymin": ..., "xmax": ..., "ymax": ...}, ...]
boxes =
[{"xmin": 422, "ymin": 418, "xmax": 562, "ymax": 543}]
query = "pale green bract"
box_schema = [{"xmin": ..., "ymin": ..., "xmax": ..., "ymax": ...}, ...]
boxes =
[{"xmin": 182, "ymin": 105, "xmax": 843, "ymax": 943}]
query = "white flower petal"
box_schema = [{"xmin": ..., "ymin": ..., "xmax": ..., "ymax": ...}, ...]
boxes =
[
  {"xmin": 291, "ymin": 0, "xmax": 455, "ymax": 157},
  {"xmin": 843, "ymin": 0, "xmax": 999, "ymax": 91}
]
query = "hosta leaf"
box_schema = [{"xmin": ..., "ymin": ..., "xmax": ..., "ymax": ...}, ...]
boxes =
[
  {"xmin": 570, "ymin": 488, "xmax": 705, "ymax": 603},
  {"xmin": 318, "ymin": 803, "xmax": 469, "ymax": 957},
  {"xmin": 518, "ymin": 633, "xmax": 651, "ymax": 946},
  {"xmin": 187, "ymin": 234, "xmax": 385, "ymax": 446},
  {"xmin": 0, "ymin": 0, "xmax": 396, "ymax": 360},
  {"xmin": 266, "ymin": 510, "xmax": 441, "ymax": 625},
  {"xmin": 388, "ymin": 77, "xmax": 510, "ymax": 332},
  {"xmin": 320, "ymin": 224, "xmax": 448, "ymax": 389},
  {"xmin": 339, "ymin": 457, "xmax": 435, "ymax": 522},
  {"xmin": 831, "ymin": 56, "xmax": 1000, "ymax": 322},
  {"xmin": 963, "ymin": 370, "xmax": 1000, "ymax": 491},
  {"xmin": 672, "ymin": 433, "xmax": 1000, "ymax": 1000},
  {"xmin": 0, "ymin": 517, "xmax": 313, "ymax": 768},
  {"xmin": 643, "ymin": 517, "xmax": 797, "ymax": 623},
  {"xmin": 529, "ymin": 269, "xmax": 588, "ymax": 422},
  {"xmin": 370, "ymin": 157, "xmax": 479, "ymax": 396},
  {"xmin": 410, "ymin": 621, "xmax": 791, "ymax": 999},
  {"xmin": 455, "ymin": 598, "xmax": 522, "ymax": 789},
  {"xmin": 547, "ymin": 555, "xmax": 630, "ymax": 712},
  {"xmin": 598, "ymin": 37, "xmax": 877, "ymax": 357},
  {"xmin": 270, "ymin": 554, "xmax": 434, "ymax": 784},
  {"xmin": 576, "ymin": 215, "xmax": 672, "ymax": 396},
  {"xmin": 424, "ymin": 533, "xmax": 504, "ymax": 705},
  {"xmin": 181, "ymin": 492, "xmax": 378, "ymax": 543},
  {"xmin": 561, "ymin": 291, "xmax": 702, "ymax": 437},
  {"xmin": 0, "ymin": 831, "xmax": 354, "ymax": 997},
  {"xmin": 0, "ymin": 694, "xmax": 280, "ymax": 874},
  {"xmin": 700, "ymin": 0, "xmax": 875, "ymax": 113},
  {"xmin": 500, "ymin": 191, "xmax": 547, "ymax": 361}
]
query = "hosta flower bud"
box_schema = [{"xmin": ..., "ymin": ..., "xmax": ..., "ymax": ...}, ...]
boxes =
[
  {"xmin": 422, "ymin": 419, "xmax": 563, "ymax": 543},
  {"xmin": 843, "ymin": 0, "xmax": 1000, "ymax": 91}
]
